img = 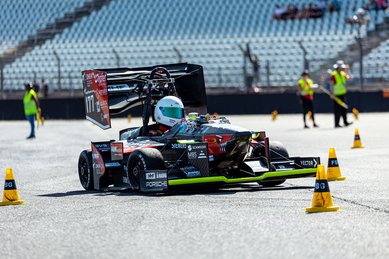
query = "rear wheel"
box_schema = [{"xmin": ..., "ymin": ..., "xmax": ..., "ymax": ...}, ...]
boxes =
[
  {"xmin": 78, "ymin": 150, "xmax": 94, "ymax": 190},
  {"xmin": 127, "ymin": 149, "xmax": 165, "ymax": 191},
  {"xmin": 253, "ymin": 141, "xmax": 289, "ymax": 187}
]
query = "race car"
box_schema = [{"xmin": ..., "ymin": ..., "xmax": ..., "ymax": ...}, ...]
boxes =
[{"xmin": 78, "ymin": 63, "xmax": 319, "ymax": 193}]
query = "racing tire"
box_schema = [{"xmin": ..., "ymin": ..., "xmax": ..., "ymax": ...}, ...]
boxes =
[
  {"xmin": 254, "ymin": 141, "xmax": 289, "ymax": 187},
  {"xmin": 127, "ymin": 149, "xmax": 165, "ymax": 191},
  {"xmin": 260, "ymin": 179, "xmax": 285, "ymax": 187},
  {"xmin": 78, "ymin": 150, "xmax": 94, "ymax": 190},
  {"xmin": 252, "ymin": 141, "xmax": 290, "ymax": 160}
]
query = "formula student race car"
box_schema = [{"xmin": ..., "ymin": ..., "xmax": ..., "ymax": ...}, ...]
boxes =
[{"xmin": 78, "ymin": 63, "xmax": 320, "ymax": 193}]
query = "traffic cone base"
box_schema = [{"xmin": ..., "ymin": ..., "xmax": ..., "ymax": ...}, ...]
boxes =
[
  {"xmin": 327, "ymin": 148, "xmax": 346, "ymax": 181},
  {"xmin": 306, "ymin": 205, "xmax": 340, "ymax": 213},
  {"xmin": 328, "ymin": 176, "xmax": 346, "ymax": 181},
  {"xmin": 306, "ymin": 164, "xmax": 339, "ymax": 213},
  {"xmin": 0, "ymin": 200, "xmax": 24, "ymax": 206},
  {"xmin": 0, "ymin": 168, "xmax": 24, "ymax": 207}
]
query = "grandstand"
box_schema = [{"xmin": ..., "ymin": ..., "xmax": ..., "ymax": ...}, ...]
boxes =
[
  {"xmin": 0, "ymin": 0, "xmax": 87, "ymax": 54},
  {"xmin": 0, "ymin": 0, "xmax": 388, "ymax": 91},
  {"xmin": 352, "ymin": 37, "xmax": 389, "ymax": 82}
]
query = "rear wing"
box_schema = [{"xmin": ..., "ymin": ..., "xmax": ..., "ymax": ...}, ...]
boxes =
[{"xmin": 82, "ymin": 63, "xmax": 207, "ymax": 129}]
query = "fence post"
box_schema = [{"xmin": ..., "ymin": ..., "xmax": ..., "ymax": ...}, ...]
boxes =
[
  {"xmin": 218, "ymin": 67, "xmax": 222, "ymax": 87},
  {"xmin": 53, "ymin": 50, "xmax": 61, "ymax": 90},
  {"xmin": 173, "ymin": 47, "xmax": 183, "ymax": 63},
  {"xmin": 69, "ymin": 71, "xmax": 74, "ymax": 96},
  {"xmin": 266, "ymin": 60, "xmax": 270, "ymax": 87},
  {"xmin": 33, "ymin": 71, "xmax": 37, "ymax": 83},
  {"xmin": 113, "ymin": 49, "xmax": 120, "ymax": 67},
  {"xmin": 0, "ymin": 60, "xmax": 4, "ymax": 96},
  {"xmin": 298, "ymin": 41, "xmax": 309, "ymax": 71}
]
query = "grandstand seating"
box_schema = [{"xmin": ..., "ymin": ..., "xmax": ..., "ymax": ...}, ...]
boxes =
[
  {"xmin": 0, "ymin": 0, "xmax": 86, "ymax": 54},
  {"xmin": 352, "ymin": 37, "xmax": 389, "ymax": 82},
  {"xmin": 1, "ymin": 0, "xmax": 387, "ymax": 90}
]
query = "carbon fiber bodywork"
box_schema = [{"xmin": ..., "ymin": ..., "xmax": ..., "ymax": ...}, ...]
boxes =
[{"xmin": 79, "ymin": 64, "xmax": 319, "ymax": 193}]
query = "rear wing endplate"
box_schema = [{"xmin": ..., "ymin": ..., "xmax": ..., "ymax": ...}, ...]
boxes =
[{"xmin": 82, "ymin": 70, "xmax": 111, "ymax": 129}]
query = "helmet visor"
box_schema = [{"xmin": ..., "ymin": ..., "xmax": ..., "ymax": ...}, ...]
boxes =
[{"xmin": 160, "ymin": 107, "xmax": 184, "ymax": 119}]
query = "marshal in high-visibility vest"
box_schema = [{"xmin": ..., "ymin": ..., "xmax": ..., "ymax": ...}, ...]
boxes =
[
  {"xmin": 330, "ymin": 60, "xmax": 352, "ymax": 128},
  {"xmin": 297, "ymin": 71, "xmax": 318, "ymax": 129},
  {"xmin": 298, "ymin": 78, "xmax": 314, "ymax": 98},
  {"xmin": 331, "ymin": 70, "xmax": 347, "ymax": 96},
  {"xmin": 23, "ymin": 82, "xmax": 41, "ymax": 139},
  {"xmin": 23, "ymin": 88, "xmax": 38, "ymax": 115}
]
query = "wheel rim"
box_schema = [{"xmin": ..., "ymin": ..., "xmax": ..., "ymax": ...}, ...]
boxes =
[
  {"xmin": 79, "ymin": 158, "xmax": 89, "ymax": 187},
  {"xmin": 129, "ymin": 157, "xmax": 144, "ymax": 187}
]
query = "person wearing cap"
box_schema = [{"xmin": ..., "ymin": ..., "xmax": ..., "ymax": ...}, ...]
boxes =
[
  {"xmin": 297, "ymin": 70, "xmax": 318, "ymax": 128},
  {"xmin": 23, "ymin": 82, "xmax": 40, "ymax": 139},
  {"xmin": 330, "ymin": 60, "xmax": 352, "ymax": 128}
]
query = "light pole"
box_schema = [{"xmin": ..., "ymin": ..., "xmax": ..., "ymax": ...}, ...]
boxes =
[
  {"xmin": 347, "ymin": 8, "xmax": 370, "ymax": 91},
  {"xmin": 356, "ymin": 26, "xmax": 364, "ymax": 91}
]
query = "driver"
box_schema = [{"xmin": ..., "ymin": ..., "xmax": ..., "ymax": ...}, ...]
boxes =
[{"xmin": 149, "ymin": 96, "xmax": 185, "ymax": 136}]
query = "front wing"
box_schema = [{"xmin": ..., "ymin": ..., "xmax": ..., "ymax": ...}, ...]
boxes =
[
  {"xmin": 140, "ymin": 167, "xmax": 317, "ymax": 192},
  {"xmin": 168, "ymin": 168, "xmax": 316, "ymax": 186}
]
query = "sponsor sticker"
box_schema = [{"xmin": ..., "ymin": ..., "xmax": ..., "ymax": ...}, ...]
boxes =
[
  {"xmin": 140, "ymin": 170, "xmax": 168, "ymax": 192},
  {"xmin": 186, "ymin": 143, "xmax": 209, "ymax": 177},
  {"xmin": 104, "ymin": 162, "xmax": 121, "ymax": 168},
  {"xmin": 111, "ymin": 142, "xmax": 123, "ymax": 161},
  {"xmin": 146, "ymin": 172, "xmax": 156, "ymax": 180}
]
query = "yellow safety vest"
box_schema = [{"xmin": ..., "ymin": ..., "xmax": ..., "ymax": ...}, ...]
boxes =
[
  {"xmin": 298, "ymin": 78, "xmax": 314, "ymax": 97},
  {"xmin": 331, "ymin": 71, "xmax": 347, "ymax": 96},
  {"xmin": 23, "ymin": 89, "xmax": 38, "ymax": 115}
]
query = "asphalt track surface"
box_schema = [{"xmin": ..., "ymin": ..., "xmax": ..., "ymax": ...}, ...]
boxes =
[{"xmin": 1, "ymin": 113, "xmax": 389, "ymax": 259}]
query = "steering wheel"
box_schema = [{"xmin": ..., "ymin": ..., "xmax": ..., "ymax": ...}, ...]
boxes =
[{"xmin": 150, "ymin": 67, "xmax": 171, "ymax": 80}]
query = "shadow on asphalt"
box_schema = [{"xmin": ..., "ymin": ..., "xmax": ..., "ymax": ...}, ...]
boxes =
[{"xmin": 38, "ymin": 184, "xmax": 313, "ymax": 198}]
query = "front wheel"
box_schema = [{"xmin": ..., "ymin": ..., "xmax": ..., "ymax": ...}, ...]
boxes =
[
  {"xmin": 259, "ymin": 180, "xmax": 285, "ymax": 187},
  {"xmin": 253, "ymin": 141, "xmax": 289, "ymax": 187},
  {"xmin": 78, "ymin": 150, "xmax": 94, "ymax": 190},
  {"xmin": 127, "ymin": 149, "xmax": 165, "ymax": 191}
]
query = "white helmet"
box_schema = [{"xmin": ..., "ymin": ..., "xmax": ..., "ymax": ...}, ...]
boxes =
[{"xmin": 154, "ymin": 96, "xmax": 185, "ymax": 127}]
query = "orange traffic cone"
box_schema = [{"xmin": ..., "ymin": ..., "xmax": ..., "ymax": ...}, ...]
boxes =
[
  {"xmin": 352, "ymin": 108, "xmax": 359, "ymax": 120},
  {"xmin": 327, "ymin": 148, "xmax": 346, "ymax": 181},
  {"xmin": 306, "ymin": 164, "xmax": 340, "ymax": 213},
  {"xmin": 307, "ymin": 111, "xmax": 313, "ymax": 121},
  {"xmin": 0, "ymin": 168, "xmax": 24, "ymax": 206},
  {"xmin": 351, "ymin": 128, "xmax": 364, "ymax": 149},
  {"xmin": 271, "ymin": 110, "xmax": 278, "ymax": 121}
]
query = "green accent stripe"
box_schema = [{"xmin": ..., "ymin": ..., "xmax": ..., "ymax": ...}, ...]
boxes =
[{"xmin": 168, "ymin": 168, "xmax": 316, "ymax": 186}]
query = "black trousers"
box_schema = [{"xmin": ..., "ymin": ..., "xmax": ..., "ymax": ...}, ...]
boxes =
[
  {"xmin": 301, "ymin": 97, "xmax": 315, "ymax": 123},
  {"xmin": 334, "ymin": 94, "xmax": 348, "ymax": 126}
]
